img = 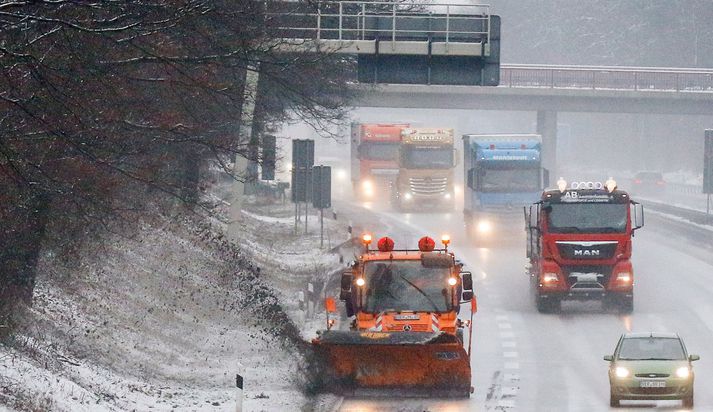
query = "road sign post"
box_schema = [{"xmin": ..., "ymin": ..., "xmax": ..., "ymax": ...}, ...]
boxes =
[
  {"xmin": 312, "ymin": 165, "xmax": 332, "ymax": 248},
  {"xmin": 704, "ymin": 130, "xmax": 713, "ymax": 217}
]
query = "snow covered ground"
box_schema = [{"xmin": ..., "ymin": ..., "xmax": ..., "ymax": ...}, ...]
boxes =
[{"xmin": 0, "ymin": 194, "xmax": 350, "ymax": 411}]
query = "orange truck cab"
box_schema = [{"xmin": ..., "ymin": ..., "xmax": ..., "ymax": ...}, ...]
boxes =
[{"xmin": 314, "ymin": 234, "xmax": 476, "ymax": 397}]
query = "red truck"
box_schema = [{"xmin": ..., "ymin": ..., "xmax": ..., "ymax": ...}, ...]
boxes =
[
  {"xmin": 351, "ymin": 123, "xmax": 408, "ymax": 201},
  {"xmin": 524, "ymin": 179, "xmax": 644, "ymax": 313}
]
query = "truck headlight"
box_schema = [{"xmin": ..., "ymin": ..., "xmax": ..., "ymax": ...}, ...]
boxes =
[
  {"xmin": 616, "ymin": 272, "xmax": 632, "ymax": 283},
  {"xmin": 361, "ymin": 180, "xmax": 374, "ymax": 197},
  {"xmin": 404, "ymin": 192, "xmax": 413, "ymax": 200},
  {"xmin": 444, "ymin": 192, "xmax": 452, "ymax": 200},
  {"xmin": 676, "ymin": 367, "xmax": 691, "ymax": 378},
  {"xmin": 477, "ymin": 220, "xmax": 492, "ymax": 233},
  {"xmin": 542, "ymin": 273, "xmax": 559, "ymax": 283},
  {"xmin": 615, "ymin": 367, "xmax": 630, "ymax": 378}
]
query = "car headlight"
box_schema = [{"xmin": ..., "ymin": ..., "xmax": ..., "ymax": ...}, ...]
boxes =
[
  {"xmin": 676, "ymin": 367, "xmax": 691, "ymax": 378},
  {"xmin": 615, "ymin": 367, "xmax": 630, "ymax": 378}
]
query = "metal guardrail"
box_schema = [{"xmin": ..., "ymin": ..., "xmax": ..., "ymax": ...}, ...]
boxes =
[
  {"xmin": 500, "ymin": 64, "xmax": 713, "ymax": 92},
  {"xmin": 642, "ymin": 199, "xmax": 713, "ymax": 226},
  {"xmin": 267, "ymin": 1, "xmax": 490, "ymax": 47}
]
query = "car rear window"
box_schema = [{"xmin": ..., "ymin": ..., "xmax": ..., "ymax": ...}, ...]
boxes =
[{"xmin": 618, "ymin": 337, "xmax": 685, "ymax": 360}]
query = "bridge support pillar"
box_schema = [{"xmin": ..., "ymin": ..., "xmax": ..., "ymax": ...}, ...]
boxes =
[{"xmin": 537, "ymin": 110, "xmax": 558, "ymax": 176}]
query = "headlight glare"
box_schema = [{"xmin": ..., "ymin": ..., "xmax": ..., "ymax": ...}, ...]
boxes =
[
  {"xmin": 543, "ymin": 273, "xmax": 559, "ymax": 283},
  {"xmin": 615, "ymin": 367, "xmax": 630, "ymax": 378},
  {"xmin": 676, "ymin": 367, "xmax": 690, "ymax": 378}
]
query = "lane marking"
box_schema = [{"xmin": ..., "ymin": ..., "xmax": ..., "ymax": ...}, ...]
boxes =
[
  {"xmin": 499, "ymin": 331, "xmax": 515, "ymax": 339},
  {"xmin": 504, "ymin": 362, "xmax": 520, "ymax": 369},
  {"xmin": 503, "ymin": 351, "xmax": 519, "ymax": 358},
  {"xmin": 502, "ymin": 341, "xmax": 517, "ymax": 348},
  {"xmin": 498, "ymin": 323, "xmax": 512, "ymax": 329}
]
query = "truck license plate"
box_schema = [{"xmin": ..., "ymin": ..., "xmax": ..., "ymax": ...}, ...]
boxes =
[{"xmin": 639, "ymin": 380, "xmax": 666, "ymax": 388}]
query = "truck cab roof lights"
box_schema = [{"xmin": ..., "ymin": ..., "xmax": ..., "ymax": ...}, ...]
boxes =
[
  {"xmin": 557, "ymin": 177, "xmax": 567, "ymax": 192},
  {"xmin": 418, "ymin": 236, "xmax": 436, "ymax": 252},
  {"xmin": 441, "ymin": 235, "xmax": 450, "ymax": 251},
  {"xmin": 362, "ymin": 234, "xmax": 372, "ymax": 250},
  {"xmin": 606, "ymin": 177, "xmax": 617, "ymax": 193},
  {"xmin": 377, "ymin": 236, "xmax": 395, "ymax": 252}
]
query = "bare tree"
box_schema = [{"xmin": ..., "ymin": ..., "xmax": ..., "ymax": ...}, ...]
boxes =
[{"xmin": 0, "ymin": 1, "xmax": 355, "ymax": 324}]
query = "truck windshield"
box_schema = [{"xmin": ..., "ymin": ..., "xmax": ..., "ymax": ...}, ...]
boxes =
[
  {"xmin": 618, "ymin": 338, "xmax": 686, "ymax": 361},
  {"xmin": 401, "ymin": 147, "xmax": 453, "ymax": 169},
  {"xmin": 481, "ymin": 167, "xmax": 540, "ymax": 192},
  {"xmin": 546, "ymin": 203, "xmax": 627, "ymax": 233},
  {"xmin": 363, "ymin": 261, "xmax": 452, "ymax": 313},
  {"xmin": 359, "ymin": 143, "xmax": 400, "ymax": 161}
]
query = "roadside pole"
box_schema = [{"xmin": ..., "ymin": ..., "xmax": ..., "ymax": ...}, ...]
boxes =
[
  {"xmin": 320, "ymin": 208, "xmax": 324, "ymax": 248},
  {"xmin": 228, "ymin": 66, "xmax": 260, "ymax": 241}
]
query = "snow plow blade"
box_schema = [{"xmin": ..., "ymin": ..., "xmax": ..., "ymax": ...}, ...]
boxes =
[{"xmin": 313, "ymin": 330, "xmax": 471, "ymax": 397}]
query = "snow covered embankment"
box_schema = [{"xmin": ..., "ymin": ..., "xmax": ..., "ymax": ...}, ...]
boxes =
[{"xmin": 0, "ymin": 213, "xmax": 333, "ymax": 412}]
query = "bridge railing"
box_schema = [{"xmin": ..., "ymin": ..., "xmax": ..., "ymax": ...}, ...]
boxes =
[
  {"xmin": 501, "ymin": 64, "xmax": 713, "ymax": 92},
  {"xmin": 267, "ymin": 1, "xmax": 491, "ymax": 47}
]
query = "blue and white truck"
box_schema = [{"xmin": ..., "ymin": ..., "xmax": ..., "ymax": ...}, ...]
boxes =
[{"xmin": 463, "ymin": 134, "xmax": 548, "ymax": 245}]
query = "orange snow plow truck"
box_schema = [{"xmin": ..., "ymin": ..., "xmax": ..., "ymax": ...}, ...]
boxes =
[{"xmin": 312, "ymin": 234, "xmax": 476, "ymax": 397}]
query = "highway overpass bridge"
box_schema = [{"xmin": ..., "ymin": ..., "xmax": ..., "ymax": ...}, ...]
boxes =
[{"xmin": 355, "ymin": 64, "xmax": 713, "ymax": 171}]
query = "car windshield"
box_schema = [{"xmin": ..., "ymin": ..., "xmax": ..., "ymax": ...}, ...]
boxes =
[
  {"xmin": 618, "ymin": 337, "xmax": 686, "ymax": 360},
  {"xmin": 363, "ymin": 260, "xmax": 452, "ymax": 313},
  {"xmin": 546, "ymin": 203, "xmax": 628, "ymax": 233},
  {"xmin": 359, "ymin": 142, "xmax": 400, "ymax": 161},
  {"xmin": 401, "ymin": 146, "xmax": 453, "ymax": 169},
  {"xmin": 480, "ymin": 167, "xmax": 541, "ymax": 192}
]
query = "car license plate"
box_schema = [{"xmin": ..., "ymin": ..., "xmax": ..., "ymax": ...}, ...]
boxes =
[{"xmin": 639, "ymin": 380, "xmax": 666, "ymax": 388}]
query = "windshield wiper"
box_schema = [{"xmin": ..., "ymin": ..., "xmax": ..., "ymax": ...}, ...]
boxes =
[{"xmin": 399, "ymin": 274, "xmax": 441, "ymax": 313}]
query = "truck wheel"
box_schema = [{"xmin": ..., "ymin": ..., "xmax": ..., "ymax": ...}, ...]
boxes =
[
  {"xmin": 610, "ymin": 390, "xmax": 620, "ymax": 407},
  {"xmin": 536, "ymin": 296, "xmax": 560, "ymax": 313},
  {"xmin": 618, "ymin": 296, "xmax": 634, "ymax": 314}
]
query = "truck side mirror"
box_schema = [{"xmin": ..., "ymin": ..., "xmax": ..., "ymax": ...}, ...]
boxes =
[
  {"xmin": 339, "ymin": 272, "xmax": 353, "ymax": 301},
  {"xmin": 453, "ymin": 148, "xmax": 460, "ymax": 167},
  {"xmin": 603, "ymin": 355, "xmax": 613, "ymax": 362},
  {"xmin": 462, "ymin": 290, "xmax": 473, "ymax": 301},
  {"xmin": 467, "ymin": 168, "xmax": 475, "ymax": 189},
  {"xmin": 474, "ymin": 168, "xmax": 485, "ymax": 191},
  {"xmin": 631, "ymin": 202, "xmax": 644, "ymax": 231},
  {"xmin": 689, "ymin": 354, "xmax": 700, "ymax": 361},
  {"xmin": 461, "ymin": 271, "xmax": 473, "ymax": 291}
]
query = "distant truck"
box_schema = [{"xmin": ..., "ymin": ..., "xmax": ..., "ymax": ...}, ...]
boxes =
[
  {"xmin": 391, "ymin": 128, "xmax": 456, "ymax": 211},
  {"xmin": 463, "ymin": 134, "xmax": 548, "ymax": 245},
  {"xmin": 350, "ymin": 123, "xmax": 408, "ymax": 201},
  {"xmin": 524, "ymin": 179, "xmax": 644, "ymax": 313}
]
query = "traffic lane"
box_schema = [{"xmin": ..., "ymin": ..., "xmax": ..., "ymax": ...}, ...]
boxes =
[{"xmin": 400, "ymin": 211, "xmax": 712, "ymax": 411}]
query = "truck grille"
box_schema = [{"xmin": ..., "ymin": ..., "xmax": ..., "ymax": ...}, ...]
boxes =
[
  {"xmin": 556, "ymin": 241, "xmax": 617, "ymax": 260},
  {"xmin": 562, "ymin": 266, "xmax": 612, "ymax": 288},
  {"xmin": 409, "ymin": 177, "xmax": 448, "ymax": 195}
]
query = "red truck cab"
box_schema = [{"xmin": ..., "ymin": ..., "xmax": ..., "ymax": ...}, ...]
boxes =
[{"xmin": 525, "ymin": 179, "xmax": 644, "ymax": 313}]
